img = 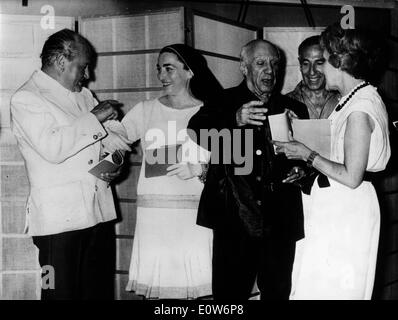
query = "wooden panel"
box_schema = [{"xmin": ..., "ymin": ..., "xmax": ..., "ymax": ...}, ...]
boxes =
[
  {"xmin": 281, "ymin": 65, "xmax": 303, "ymax": 95},
  {"xmin": 80, "ymin": 9, "xmax": 184, "ymax": 53},
  {"xmin": 115, "ymin": 165, "xmax": 141, "ymax": 200},
  {"xmin": 0, "ymin": 165, "xmax": 29, "ymax": 199},
  {"xmin": 115, "ymin": 55, "xmax": 147, "ymax": 89},
  {"xmin": 89, "ymin": 56, "xmax": 114, "ymax": 90},
  {"xmin": 115, "ymin": 202, "xmax": 137, "ymax": 236},
  {"xmin": 113, "ymin": 16, "xmax": 146, "ymax": 51},
  {"xmin": 204, "ymin": 55, "xmax": 242, "ymax": 89},
  {"xmin": 0, "ymin": 58, "xmax": 41, "ymax": 91},
  {"xmin": 116, "ymin": 238, "xmax": 134, "ymax": 271},
  {"xmin": 0, "ymin": 130, "xmax": 21, "ymax": 162},
  {"xmin": 194, "ymin": 15, "xmax": 257, "ymax": 58},
  {"xmin": 0, "ymin": 92, "xmax": 11, "ymax": 129},
  {"xmin": 89, "ymin": 54, "xmax": 154, "ymax": 91},
  {"xmin": 80, "ymin": 18, "xmax": 114, "ymax": 52},
  {"xmin": 2, "ymin": 238, "xmax": 39, "ymax": 271},
  {"xmin": 2, "ymin": 273, "xmax": 39, "ymax": 300},
  {"xmin": 1, "ymin": 201, "xmax": 26, "ymax": 234},
  {"xmin": 147, "ymin": 10, "xmax": 184, "ymax": 49}
]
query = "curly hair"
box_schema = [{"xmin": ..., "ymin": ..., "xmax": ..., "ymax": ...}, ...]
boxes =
[{"xmin": 320, "ymin": 23, "xmax": 386, "ymax": 83}]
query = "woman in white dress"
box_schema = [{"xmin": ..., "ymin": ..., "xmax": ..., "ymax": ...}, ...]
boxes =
[
  {"xmin": 117, "ymin": 44, "xmax": 223, "ymax": 299},
  {"xmin": 273, "ymin": 24, "xmax": 390, "ymax": 299}
]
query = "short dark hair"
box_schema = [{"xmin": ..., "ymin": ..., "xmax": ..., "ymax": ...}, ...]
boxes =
[
  {"xmin": 298, "ymin": 35, "xmax": 321, "ymax": 58},
  {"xmin": 320, "ymin": 23, "xmax": 386, "ymax": 83},
  {"xmin": 40, "ymin": 29, "xmax": 94, "ymax": 68}
]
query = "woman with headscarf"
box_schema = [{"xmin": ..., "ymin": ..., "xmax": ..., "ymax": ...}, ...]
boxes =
[
  {"xmin": 273, "ymin": 24, "xmax": 390, "ymax": 299},
  {"xmin": 117, "ymin": 44, "xmax": 223, "ymax": 299}
]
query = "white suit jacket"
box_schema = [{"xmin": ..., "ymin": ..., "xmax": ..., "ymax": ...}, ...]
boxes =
[{"xmin": 10, "ymin": 70, "xmax": 117, "ymax": 236}]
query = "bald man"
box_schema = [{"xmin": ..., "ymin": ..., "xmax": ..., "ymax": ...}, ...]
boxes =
[{"xmin": 188, "ymin": 39, "xmax": 309, "ymax": 300}]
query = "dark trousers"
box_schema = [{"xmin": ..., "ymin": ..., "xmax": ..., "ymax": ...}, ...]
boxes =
[
  {"xmin": 32, "ymin": 221, "xmax": 115, "ymax": 300},
  {"xmin": 212, "ymin": 218, "xmax": 296, "ymax": 300}
]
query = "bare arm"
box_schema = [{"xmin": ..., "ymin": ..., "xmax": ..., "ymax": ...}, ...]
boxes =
[{"xmin": 313, "ymin": 111, "xmax": 373, "ymax": 188}]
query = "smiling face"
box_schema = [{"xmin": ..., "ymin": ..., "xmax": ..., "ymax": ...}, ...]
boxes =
[
  {"xmin": 242, "ymin": 42, "xmax": 280, "ymax": 97},
  {"xmin": 61, "ymin": 48, "xmax": 90, "ymax": 92},
  {"xmin": 156, "ymin": 52, "xmax": 192, "ymax": 96},
  {"xmin": 299, "ymin": 44, "xmax": 326, "ymax": 91}
]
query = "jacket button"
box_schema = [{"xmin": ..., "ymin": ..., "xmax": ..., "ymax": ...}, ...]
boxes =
[
  {"xmin": 256, "ymin": 149, "xmax": 262, "ymax": 155},
  {"xmin": 93, "ymin": 135, "xmax": 98, "ymax": 140},
  {"xmin": 256, "ymin": 200, "xmax": 262, "ymax": 206},
  {"xmin": 256, "ymin": 176, "xmax": 262, "ymax": 182},
  {"xmin": 98, "ymin": 132, "xmax": 103, "ymax": 138},
  {"xmin": 88, "ymin": 159, "xmax": 93, "ymax": 165},
  {"xmin": 95, "ymin": 185, "xmax": 98, "ymax": 191}
]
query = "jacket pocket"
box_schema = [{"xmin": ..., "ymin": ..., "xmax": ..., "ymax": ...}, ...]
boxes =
[{"xmin": 31, "ymin": 181, "xmax": 89, "ymax": 233}]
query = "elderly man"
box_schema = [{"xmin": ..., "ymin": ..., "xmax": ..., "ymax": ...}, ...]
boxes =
[
  {"xmin": 10, "ymin": 29, "xmax": 130, "ymax": 300},
  {"xmin": 287, "ymin": 35, "xmax": 340, "ymax": 119},
  {"xmin": 188, "ymin": 39, "xmax": 309, "ymax": 300}
]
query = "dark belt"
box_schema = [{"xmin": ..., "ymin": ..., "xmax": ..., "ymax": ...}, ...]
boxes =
[{"xmin": 301, "ymin": 171, "xmax": 376, "ymax": 195}]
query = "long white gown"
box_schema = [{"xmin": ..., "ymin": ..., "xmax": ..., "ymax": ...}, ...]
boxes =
[
  {"xmin": 290, "ymin": 85, "xmax": 391, "ymax": 300},
  {"xmin": 122, "ymin": 99, "xmax": 213, "ymax": 299}
]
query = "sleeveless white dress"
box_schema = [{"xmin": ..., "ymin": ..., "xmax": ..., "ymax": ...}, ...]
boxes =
[
  {"xmin": 122, "ymin": 99, "xmax": 213, "ymax": 299},
  {"xmin": 290, "ymin": 85, "xmax": 391, "ymax": 300}
]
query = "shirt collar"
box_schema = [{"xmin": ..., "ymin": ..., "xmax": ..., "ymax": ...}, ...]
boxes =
[{"xmin": 36, "ymin": 69, "xmax": 74, "ymax": 98}]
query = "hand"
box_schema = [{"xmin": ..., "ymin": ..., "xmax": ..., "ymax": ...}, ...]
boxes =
[
  {"xmin": 100, "ymin": 166, "xmax": 123, "ymax": 184},
  {"xmin": 91, "ymin": 100, "xmax": 122, "ymax": 123},
  {"xmin": 273, "ymin": 138, "xmax": 312, "ymax": 161},
  {"xmin": 236, "ymin": 101, "xmax": 268, "ymax": 126},
  {"xmin": 102, "ymin": 129, "xmax": 132, "ymax": 153},
  {"xmin": 283, "ymin": 166, "xmax": 306, "ymax": 183},
  {"xmin": 166, "ymin": 163, "xmax": 202, "ymax": 180},
  {"xmin": 285, "ymin": 109, "xmax": 299, "ymax": 122}
]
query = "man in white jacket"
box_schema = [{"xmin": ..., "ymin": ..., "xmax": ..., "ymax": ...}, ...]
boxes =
[{"xmin": 10, "ymin": 29, "xmax": 130, "ymax": 300}]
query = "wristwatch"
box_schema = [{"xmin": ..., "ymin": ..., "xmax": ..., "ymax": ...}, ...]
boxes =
[{"xmin": 306, "ymin": 151, "xmax": 319, "ymax": 167}]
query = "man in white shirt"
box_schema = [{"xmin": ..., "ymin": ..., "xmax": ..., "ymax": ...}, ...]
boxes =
[{"xmin": 10, "ymin": 29, "xmax": 130, "ymax": 300}]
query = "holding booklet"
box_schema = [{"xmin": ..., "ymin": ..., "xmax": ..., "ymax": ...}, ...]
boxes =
[
  {"xmin": 268, "ymin": 111, "xmax": 331, "ymax": 159},
  {"xmin": 88, "ymin": 150, "xmax": 124, "ymax": 180}
]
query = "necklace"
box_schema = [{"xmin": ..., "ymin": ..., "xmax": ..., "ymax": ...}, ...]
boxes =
[{"xmin": 335, "ymin": 81, "xmax": 370, "ymax": 112}]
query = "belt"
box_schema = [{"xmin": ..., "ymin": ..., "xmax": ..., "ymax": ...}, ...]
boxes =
[{"xmin": 301, "ymin": 171, "xmax": 376, "ymax": 195}]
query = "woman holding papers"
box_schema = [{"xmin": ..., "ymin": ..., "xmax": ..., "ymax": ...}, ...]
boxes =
[
  {"xmin": 117, "ymin": 44, "xmax": 223, "ymax": 299},
  {"xmin": 273, "ymin": 24, "xmax": 390, "ymax": 299}
]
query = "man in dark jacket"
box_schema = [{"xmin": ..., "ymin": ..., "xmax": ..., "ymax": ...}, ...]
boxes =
[{"xmin": 188, "ymin": 39, "xmax": 309, "ymax": 300}]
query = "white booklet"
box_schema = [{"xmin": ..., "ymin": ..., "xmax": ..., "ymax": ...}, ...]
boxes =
[
  {"xmin": 268, "ymin": 112, "xmax": 331, "ymax": 159},
  {"xmin": 88, "ymin": 150, "xmax": 124, "ymax": 180}
]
